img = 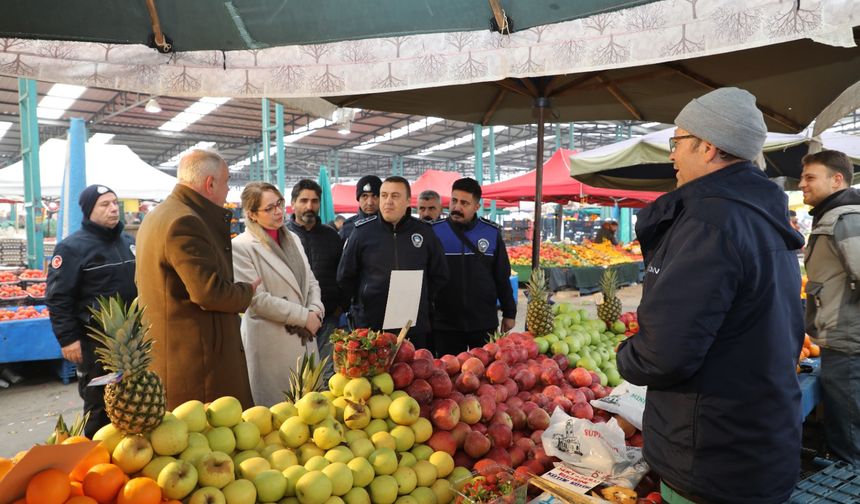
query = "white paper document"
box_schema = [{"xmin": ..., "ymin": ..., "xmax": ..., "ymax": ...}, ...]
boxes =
[{"xmin": 382, "ymin": 270, "xmax": 423, "ymax": 330}]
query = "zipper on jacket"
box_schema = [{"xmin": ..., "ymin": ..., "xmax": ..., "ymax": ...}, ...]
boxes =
[{"xmin": 393, "ymin": 232, "xmax": 399, "ymax": 269}]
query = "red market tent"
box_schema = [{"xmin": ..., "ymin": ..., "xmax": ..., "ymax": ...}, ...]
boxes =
[
  {"xmin": 288, "ymin": 183, "xmax": 359, "ymax": 214},
  {"xmin": 409, "ymin": 169, "xmax": 516, "ymax": 209},
  {"xmin": 482, "ymin": 149, "xmax": 663, "ymax": 208}
]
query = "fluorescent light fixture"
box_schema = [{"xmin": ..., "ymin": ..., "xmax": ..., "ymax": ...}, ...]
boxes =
[
  {"xmin": 284, "ymin": 118, "xmax": 328, "ymax": 143},
  {"xmin": 159, "ymin": 141, "xmax": 216, "ymax": 168},
  {"xmin": 418, "ymin": 125, "xmax": 508, "ymax": 156},
  {"xmin": 158, "ymin": 97, "xmax": 230, "ymax": 132},
  {"xmin": 0, "ymin": 121, "xmax": 12, "ymax": 142},
  {"xmin": 144, "ymin": 98, "xmax": 162, "ymax": 113},
  {"xmin": 640, "ymin": 121, "xmax": 662, "ymax": 128},
  {"xmin": 470, "ymin": 135, "xmax": 556, "ymax": 159},
  {"xmin": 354, "ymin": 117, "xmax": 444, "ymax": 150},
  {"xmin": 88, "ymin": 133, "xmax": 115, "ymax": 144},
  {"xmin": 37, "ymin": 84, "xmax": 87, "ymax": 119}
]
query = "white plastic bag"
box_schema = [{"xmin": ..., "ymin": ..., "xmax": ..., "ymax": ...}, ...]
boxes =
[
  {"xmin": 542, "ymin": 408, "xmax": 649, "ymax": 488},
  {"xmin": 589, "ymin": 381, "xmax": 647, "ymax": 431}
]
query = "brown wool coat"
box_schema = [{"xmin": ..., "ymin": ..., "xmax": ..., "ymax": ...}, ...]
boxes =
[{"xmin": 135, "ymin": 184, "xmax": 254, "ymax": 410}]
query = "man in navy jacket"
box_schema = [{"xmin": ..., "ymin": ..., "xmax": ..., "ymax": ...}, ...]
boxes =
[{"xmin": 616, "ymin": 88, "xmax": 805, "ymax": 504}]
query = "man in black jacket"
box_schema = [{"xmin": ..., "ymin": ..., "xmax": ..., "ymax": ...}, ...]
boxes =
[
  {"xmin": 338, "ymin": 176, "xmax": 448, "ymax": 350},
  {"xmin": 46, "ymin": 184, "xmax": 137, "ymax": 437},
  {"xmin": 615, "ymin": 88, "xmax": 805, "ymax": 504},
  {"xmin": 432, "ymin": 178, "xmax": 515, "ymax": 356},
  {"xmin": 287, "ymin": 179, "xmax": 345, "ymax": 379},
  {"xmin": 339, "ymin": 175, "xmax": 381, "ymax": 241}
]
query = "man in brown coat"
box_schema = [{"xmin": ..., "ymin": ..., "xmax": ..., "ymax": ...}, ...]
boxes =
[{"xmin": 136, "ymin": 149, "xmax": 260, "ymax": 409}]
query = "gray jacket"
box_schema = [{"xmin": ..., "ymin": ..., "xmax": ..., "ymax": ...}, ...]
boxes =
[{"xmin": 805, "ymin": 193, "xmax": 860, "ymax": 353}]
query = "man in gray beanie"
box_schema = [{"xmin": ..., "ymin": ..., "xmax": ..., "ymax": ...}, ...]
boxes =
[{"xmin": 616, "ymin": 88, "xmax": 805, "ymax": 503}]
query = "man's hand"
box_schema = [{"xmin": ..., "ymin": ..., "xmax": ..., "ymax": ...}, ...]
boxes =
[
  {"xmin": 250, "ymin": 278, "xmax": 263, "ymax": 292},
  {"xmin": 61, "ymin": 340, "xmax": 83, "ymax": 364},
  {"xmin": 305, "ymin": 311, "xmax": 322, "ymax": 335},
  {"xmin": 501, "ymin": 317, "xmax": 515, "ymax": 333}
]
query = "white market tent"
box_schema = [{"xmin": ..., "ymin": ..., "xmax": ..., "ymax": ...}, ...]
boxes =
[{"xmin": 0, "ymin": 138, "xmax": 178, "ymax": 200}]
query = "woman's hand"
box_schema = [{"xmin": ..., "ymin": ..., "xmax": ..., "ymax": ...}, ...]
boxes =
[{"xmin": 305, "ymin": 310, "xmax": 322, "ymax": 335}]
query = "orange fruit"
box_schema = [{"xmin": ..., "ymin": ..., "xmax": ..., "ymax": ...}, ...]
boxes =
[
  {"xmin": 804, "ymin": 334, "xmax": 812, "ymax": 347},
  {"xmin": 70, "ymin": 481, "xmax": 85, "ymax": 496},
  {"xmin": 62, "ymin": 436, "xmax": 91, "ymax": 445},
  {"xmin": 810, "ymin": 343, "xmax": 821, "ymax": 357},
  {"xmin": 0, "ymin": 456, "xmax": 13, "ymax": 480},
  {"xmin": 800, "ymin": 348, "xmax": 810, "ymax": 359},
  {"xmin": 65, "ymin": 497, "xmax": 98, "ymax": 504},
  {"xmin": 82, "ymin": 463, "xmax": 127, "ymax": 504},
  {"xmin": 116, "ymin": 477, "xmax": 161, "ymax": 504},
  {"xmin": 26, "ymin": 468, "xmax": 71, "ymax": 504},
  {"xmin": 12, "ymin": 499, "xmax": 26, "ymax": 504},
  {"xmin": 70, "ymin": 443, "xmax": 111, "ymax": 482}
]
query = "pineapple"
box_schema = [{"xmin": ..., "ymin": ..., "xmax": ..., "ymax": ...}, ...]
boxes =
[
  {"xmin": 284, "ymin": 351, "xmax": 328, "ymax": 404},
  {"xmin": 597, "ymin": 268, "xmax": 622, "ymax": 328},
  {"xmin": 526, "ymin": 268, "xmax": 554, "ymax": 337},
  {"xmin": 87, "ymin": 296, "xmax": 165, "ymax": 435},
  {"xmin": 45, "ymin": 412, "xmax": 90, "ymax": 444}
]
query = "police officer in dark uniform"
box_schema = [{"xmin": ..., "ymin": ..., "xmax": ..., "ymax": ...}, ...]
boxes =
[
  {"xmin": 337, "ymin": 176, "xmax": 448, "ymax": 351},
  {"xmin": 339, "ymin": 175, "xmax": 381, "ymax": 241},
  {"xmin": 46, "ymin": 184, "xmax": 137, "ymax": 438},
  {"xmin": 432, "ymin": 177, "xmax": 516, "ymax": 356}
]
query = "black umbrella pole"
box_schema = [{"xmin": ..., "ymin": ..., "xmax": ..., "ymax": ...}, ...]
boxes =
[{"xmin": 532, "ymin": 102, "xmax": 546, "ymax": 270}]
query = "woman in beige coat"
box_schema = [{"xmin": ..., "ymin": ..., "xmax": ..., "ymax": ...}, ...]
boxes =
[{"xmin": 232, "ymin": 182, "xmax": 324, "ymax": 406}]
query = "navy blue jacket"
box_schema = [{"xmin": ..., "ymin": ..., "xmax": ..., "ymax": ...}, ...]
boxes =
[
  {"xmin": 338, "ymin": 209, "xmax": 373, "ymax": 242},
  {"xmin": 337, "ymin": 214, "xmax": 449, "ymax": 337},
  {"xmin": 432, "ymin": 217, "xmax": 516, "ymax": 332},
  {"xmin": 616, "ymin": 162, "xmax": 805, "ymax": 504}
]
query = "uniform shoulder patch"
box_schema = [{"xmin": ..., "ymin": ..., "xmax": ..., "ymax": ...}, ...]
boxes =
[
  {"xmin": 354, "ymin": 215, "xmax": 378, "ymax": 227},
  {"xmin": 480, "ymin": 217, "xmax": 500, "ymax": 228},
  {"xmin": 51, "ymin": 255, "xmax": 63, "ymax": 269}
]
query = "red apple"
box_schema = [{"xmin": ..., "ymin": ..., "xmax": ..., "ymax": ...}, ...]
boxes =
[
  {"xmin": 541, "ymin": 368, "xmax": 564, "ymax": 386},
  {"xmin": 627, "ymin": 432, "xmax": 644, "ymax": 448},
  {"xmin": 505, "ymin": 396, "xmax": 524, "ymax": 411},
  {"xmin": 571, "ymin": 402, "xmax": 594, "ymax": 420},
  {"xmin": 552, "ymin": 354, "xmax": 569, "ymax": 371},
  {"xmin": 458, "ymin": 395, "xmax": 482, "ymax": 425},
  {"xmin": 428, "ymin": 369, "xmax": 453, "ymax": 398},
  {"xmin": 486, "ymin": 447, "xmax": 512, "ymax": 468},
  {"xmin": 493, "ymin": 384, "xmax": 509, "ymax": 403},
  {"xmin": 578, "ymin": 386, "xmax": 595, "ymax": 402},
  {"xmin": 463, "ymin": 431, "xmax": 491, "ymax": 458},
  {"xmin": 521, "ymin": 401, "xmax": 539, "ymax": 415},
  {"xmin": 414, "ymin": 348, "xmax": 434, "ymax": 361},
  {"xmin": 527, "ymin": 408, "xmax": 550, "ymax": 431},
  {"xmin": 477, "ymin": 383, "xmax": 496, "ymax": 398},
  {"xmin": 514, "ymin": 437, "xmax": 535, "ymax": 454},
  {"xmin": 448, "ymin": 390, "xmax": 465, "ymax": 404},
  {"xmin": 456, "ymin": 351, "xmax": 471, "ymax": 365},
  {"xmin": 391, "ymin": 362, "xmax": 414, "ymax": 389},
  {"xmin": 491, "ymin": 411, "xmax": 512, "ymax": 429},
  {"xmin": 461, "ymin": 357, "xmax": 485, "ymax": 377},
  {"xmin": 440, "ymin": 354, "xmax": 461, "ymax": 375},
  {"xmin": 411, "ymin": 358, "xmax": 435, "ymax": 381},
  {"xmin": 451, "ymin": 422, "xmax": 472, "ymax": 447},
  {"xmin": 406, "ymin": 379, "xmax": 434, "ymax": 405},
  {"xmin": 487, "ymin": 423, "xmax": 513, "ymax": 449},
  {"xmin": 394, "ymin": 340, "xmax": 416, "ymax": 363},
  {"xmin": 568, "ymin": 368, "xmax": 593, "ymax": 388},
  {"xmin": 530, "ymin": 429, "xmax": 544, "ymax": 446},
  {"xmin": 508, "ymin": 408, "xmax": 527, "ymax": 431},
  {"xmin": 455, "ymin": 372, "xmax": 480, "ymax": 393},
  {"xmin": 486, "ymin": 361, "xmax": 509, "ymax": 384},
  {"xmin": 543, "ymin": 385, "xmax": 563, "ymax": 399},
  {"xmin": 431, "ymin": 398, "xmax": 461, "ymax": 431},
  {"xmin": 471, "ymin": 422, "xmax": 488, "ymax": 435},
  {"xmin": 553, "ymin": 396, "xmax": 573, "ymax": 414},
  {"xmin": 513, "ymin": 369, "xmax": 537, "ymax": 391},
  {"xmin": 478, "ymin": 394, "xmax": 496, "ymax": 422},
  {"xmin": 483, "ymin": 342, "xmax": 500, "ymax": 356},
  {"xmin": 427, "ymin": 430, "xmax": 457, "ymax": 456},
  {"xmin": 453, "ymin": 451, "xmax": 476, "ymax": 469},
  {"xmin": 510, "ymin": 447, "xmax": 526, "ymax": 468},
  {"xmin": 469, "ymin": 347, "xmax": 492, "ymax": 367}
]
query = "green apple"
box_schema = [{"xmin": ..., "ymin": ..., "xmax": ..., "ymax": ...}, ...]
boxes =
[
  {"xmin": 344, "ymin": 429, "xmax": 368, "ymax": 443},
  {"xmin": 187, "ymin": 431, "xmax": 210, "ymax": 449},
  {"xmin": 409, "ymin": 418, "xmax": 432, "ymax": 444},
  {"xmin": 447, "ymin": 467, "xmax": 472, "ymax": 488},
  {"xmin": 332, "ymin": 396, "xmax": 348, "ymax": 423},
  {"xmin": 260, "ymin": 443, "xmax": 282, "ymax": 460},
  {"xmin": 394, "ymin": 496, "xmax": 419, "ymax": 504},
  {"xmin": 322, "ymin": 461, "xmax": 354, "ymax": 496},
  {"xmin": 371, "ymin": 431, "xmax": 397, "ymax": 451},
  {"xmin": 343, "ymin": 400, "xmax": 371, "ymax": 430},
  {"xmin": 179, "ymin": 445, "xmax": 212, "ymax": 466},
  {"xmin": 348, "ymin": 438, "xmax": 375, "ymax": 460},
  {"xmin": 328, "ymin": 373, "xmax": 350, "ymax": 396},
  {"xmin": 232, "ymin": 449, "xmax": 260, "ymax": 467},
  {"xmin": 189, "ymin": 486, "xmax": 226, "ymax": 504},
  {"xmin": 283, "ymin": 497, "xmax": 301, "ymax": 504},
  {"xmin": 390, "ymin": 390, "xmax": 408, "ymax": 401},
  {"xmin": 386, "ymin": 418, "xmax": 398, "ymax": 431},
  {"xmin": 428, "ymin": 451, "xmax": 454, "ymax": 478},
  {"xmin": 112, "ymin": 434, "xmax": 153, "ymax": 474},
  {"xmin": 343, "ymin": 377, "xmax": 372, "ymax": 402},
  {"xmin": 324, "ymin": 445, "xmax": 354, "ymax": 464},
  {"xmin": 238, "ymin": 456, "xmax": 271, "ymax": 481},
  {"xmin": 196, "ymin": 450, "xmax": 235, "ymax": 489},
  {"xmin": 279, "ymin": 416, "xmax": 311, "ymax": 448},
  {"xmin": 313, "ymin": 417, "xmax": 344, "ymax": 450},
  {"xmin": 297, "ymin": 392, "xmax": 331, "ymax": 425},
  {"xmin": 304, "ymin": 455, "xmax": 330, "ymax": 471},
  {"xmin": 207, "ymin": 396, "xmax": 243, "ymax": 428},
  {"xmin": 296, "ymin": 470, "xmax": 333, "ymax": 504},
  {"xmin": 369, "ymin": 475, "xmax": 399, "ymax": 504},
  {"xmin": 410, "ymin": 444, "xmax": 433, "ymax": 461},
  {"xmin": 369, "ymin": 447, "xmax": 398, "ymax": 475},
  {"xmin": 371, "ymin": 373, "xmax": 394, "ymax": 395},
  {"xmin": 173, "ymin": 399, "xmax": 208, "ymax": 432},
  {"xmin": 397, "ymin": 452, "xmax": 417, "ymax": 468},
  {"xmin": 367, "ymin": 395, "xmax": 392, "ymax": 420},
  {"xmin": 270, "ymin": 401, "xmax": 299, "ymax": 429},
  {"xmin": 322, "ymin": 390, "xmax": 337, "ymax": 403},
  {"xmin": 410, "ymin": 486, "xmax": 436, "ymax": 504},
  {"xmin": 255, "ymin": 469, "xmax": 288, "ymax": 502},
  {"xmin": 267, "ymin": 448, "xmax": 299, "ymax": 471},
  {"xmin": 297, "ymin": 442, "xmax": 325, "ymax": 464},
  {"xmin": 342, "ymin": 487, "xmax": 371, "ymax": 504},
  {"xmin": 92, "ymin": 423, "xmax": 123, "ymax": 454},
  {"xmin": 283, "ymin": 464, "xmax": 308, "ymax": 497},
  {"xmin": 388, "ymin": 397, "xmax": 420, "ymax": 426},
  {"xmin": 206, "ymin": 426, "xmax": 237, "ymax": 454},
  {"xmin": 347, "ymin": 457, "xmax": 374, "ymax": 488},
  {"xmin": 364, "ymin": 419, "xmax": 389, "ymax": 438},
  {"xmin": 263, "ymin": 430, "xmax": 284, "ymax": 447},
  {"xmin": 142, "ymin": 455, "xmax": 176, "ymax": 481},
  {"xmin": 389, "ymin": 425, "xmax": 415, "ymax": 452},
  {"xmin": 233, "ymin": 421, "xmax": 262, "ymax": 451},
  {"xmin": 222, "ymin": 478, "xmax": 257, "ymax": 504},
  {"xmin": 392, "ymin": 467, "xmax": 417, "ymax": 495},
  {"xmin": 430, "ymin": 479, "xmax": 454, "ymax": 504},
  {"xmin": 412, "ymin": 460, "xmax": 437, "ymax": 487},
  {"xmin": 150, "ymin": 419, "xmax": 188, "ymax": 456},
  {"xmin": 157, "ymin": 459, "xmax": 199, "ymax": 500},
  {"xmin": 242, "ymin": 405, "xmax": 274, "ymax": 436}
]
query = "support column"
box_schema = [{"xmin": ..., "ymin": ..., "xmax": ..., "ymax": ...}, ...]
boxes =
[
  {"xmin": 58, "ymin": 118, "xmax": 87, "ymax": 241},
  {"xmin": 261, "ymin": 98, "xmax": 272, "ymax": 184},
  {"xmin": 275, "ymin": 102, "xmax": 285, "ymax": 194},
  {"xmin": 620, "ymin": 207, "xmax": 632, "ymax": 244},
  {"xmin": 554, "ymin": 123, "xmax": 562, "ymax": 152},
  {"xmin": 473, "ymin": 124, "xmax": 484, "ymax": 217},
  {"xmin": 17, "ymin": 78, "xmax": 43, "ymax": 269},
  {"xmin": 488, "ymin": 126, "xmax": 497, "ymax": 221}
]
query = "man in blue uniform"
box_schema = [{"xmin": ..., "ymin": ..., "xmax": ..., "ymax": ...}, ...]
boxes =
[
  {"xmin": 432, "ymin": 178, "xmax": 516, "ymax": 356},
  {"xmin": 339, "ymin": 175, "xmax": 381, "ymax": 241},
  {"xmin": 337, "ymin": 176, "xmax": 448, "ymax": 351},
  {"xmin": 46, "ymin": 184, "xmax": 137, "ymax": 437}
]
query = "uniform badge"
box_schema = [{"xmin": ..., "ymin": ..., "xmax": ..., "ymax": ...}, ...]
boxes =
[
  {"xmin": 97, "ymin": 185, "xmax": 110, "ymax": 194},
  {"xmin": 51, "ymin": 255, "xmax": 62, "ymax": 269},
  {"xmin": 129, "ymin": 244, "xmax": 136, "ymax": 256},
  {"xmin": 477, "ymin": 238, "xmax": 490, "ymax": 253},
  {"xmin": 411, "ymin": 233, "xmax": 424, "ymax": 248}
]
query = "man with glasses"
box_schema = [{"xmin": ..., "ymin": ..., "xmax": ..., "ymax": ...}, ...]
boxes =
[
  {"xmin": 615, "ymin": 88, "xmax": 805, "ymax": 503},
  {"xmin": 286, "ymin": 179, "xmax": 346, "ymax": 380}
]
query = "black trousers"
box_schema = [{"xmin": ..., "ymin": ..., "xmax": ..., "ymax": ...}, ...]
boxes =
[
  {"xmin": 78, "ymin": 338, "xmax": 111, "ymax": 438},
  {"xmin": 433, "ymin": 329, "xmax": 495, "ymax": 358}
]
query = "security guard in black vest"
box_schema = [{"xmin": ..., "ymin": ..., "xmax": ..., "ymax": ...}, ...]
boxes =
[{"xmin": 432, "ymin": 178, "xmax": 516, "ymax": 356}]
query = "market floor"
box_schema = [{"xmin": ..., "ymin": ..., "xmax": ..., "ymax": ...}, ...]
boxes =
[{"xmin": 0, "ymin": 283, "xmax": 643, "ymax": 458}]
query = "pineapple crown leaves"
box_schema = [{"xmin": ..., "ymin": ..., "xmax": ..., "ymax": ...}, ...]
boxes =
[
  {"xmin": 45, "ymin": 411, "xmax": 90, "ymax": 444},
  {"xmin": 86, "ymin": 295, "xmax": 153, "ymax": 375},
  {"xmin": 527, "ymin": 268, "xmax": 549, "ymax": 300},
  {"xmin": 284, "ymin": 351, "xmax": 329, "ymax": 403},
  {"xmin": 599, "ymin": 267, "xmax": 619, "ymax": 300}
]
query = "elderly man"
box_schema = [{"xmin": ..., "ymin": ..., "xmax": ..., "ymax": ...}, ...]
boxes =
[
  {"xmin": 337, "ymin": 176, "xmax": 448, "ymax": 350},
  {"xmin": 47, "ymin": 184, "xmax": 137, "ymax": 437},
  {"xmin": 339, "ymin": 175, "xmax": 381, "ymax": 241},
  {"xmin": 417, "ymin": 189, "xmax": 443, "ymax": 222},
  {"xmin": 135, "ymin": 149, "xmax": 260, "ymax": 409},
  {"xmin": 615, "ymin": 88, "xmax": 805, "ymax": 503},
  {"xmin": 799, "ymin": 149, "xmax": 860, "ymax": 464}
]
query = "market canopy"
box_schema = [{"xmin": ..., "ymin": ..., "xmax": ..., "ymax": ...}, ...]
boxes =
[
  {"xmin": 569, "ymin": 129, "xmax": 860, "ymax": 192},
  {"xmin": 0, "ymin": 138, "xmax": 177, "ymax": 199},
  {"xmin": 482, "ymin": 148, "xmax": 662, "ymax": 207}
]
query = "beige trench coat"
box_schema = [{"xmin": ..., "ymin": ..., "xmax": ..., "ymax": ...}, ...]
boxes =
[{"xmin": 232, "ymin": 225, "xmax": 323, "ymax": 406}]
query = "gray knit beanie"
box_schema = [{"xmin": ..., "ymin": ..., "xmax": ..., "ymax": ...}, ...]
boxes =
[{"xmin": 674, "ymin": 87, "xmax": 767, "ymax": 161}]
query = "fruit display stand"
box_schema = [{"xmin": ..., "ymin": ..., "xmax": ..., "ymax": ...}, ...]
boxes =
[
  {"xmin": 512, "ymin": 263, "xmax": 642, "ymax": 294},
  {"xmin": 799, "ymin": 358, "xmax": 821, "ymax": 419},
  {"xmin": 0, "ymin": 305, "xmax": 75, "ymax": 384}
]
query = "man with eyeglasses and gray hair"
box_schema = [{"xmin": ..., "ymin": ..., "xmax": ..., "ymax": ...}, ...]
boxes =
[{"xmin": 615, "ymin": 88, "xmax": 805, "ymax": 503}]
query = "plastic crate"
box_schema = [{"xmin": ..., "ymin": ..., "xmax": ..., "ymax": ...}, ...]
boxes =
[
  {"xmin": 453, "ymin": 466, "xmax": 528, "ymax": 504},
  {"xmin": 790, "ymin": 461, "xmax": 860, "ymax": 503}
]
